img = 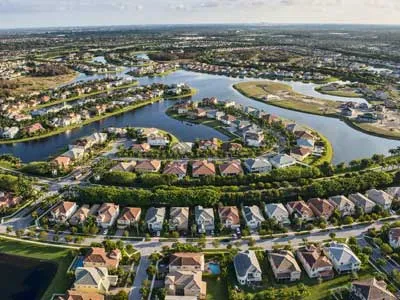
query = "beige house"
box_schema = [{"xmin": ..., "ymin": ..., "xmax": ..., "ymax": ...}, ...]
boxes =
[
  {"xmin": 268, "ymin": 250, "xmax": 301, "ymax": 282},
  {"xmin": 389, "ymin": 228, "xmax": 400, "ymax": 248},
  {"xmin": 73, "ymin": 267, "xmax": 118, "ymax": 293},
  {"xmin": 296, "ymin": 245, "xmax": 334, "ymax": 279},
  {"xmin": 218, "ymin": 206, "xmax": 240, "ymax": 229},
  {"xmin": 69, "ymin": 205, "xmax": 91, "ymax": 226},
  {"xmin": 117, "ymin": 207, "xmax": 141, "ymax": 229},
  {"xmin": 351, "ymin": 278, "xmax": 396, "ymax": 300},
  {"xmin": 165, "ymin": 270, "xmax": 206, "ymax": 299},
  {"xmin": 83, "ymin": 247, "xmax": 121, "ymax": 269},
  {"xmin": 96, "ymin": 203, "xmax": 120, "ymax": 229},
  {"xmin": 169, "ymin": 207, "xmax": 190, "ymax": 232},
  {"xmin": 328, "ymin": 195, "xmax": 355, "ymax": 216},
  {"xmin": 50, "ymin": 201, "xmax": 78, "ymax": 223}
]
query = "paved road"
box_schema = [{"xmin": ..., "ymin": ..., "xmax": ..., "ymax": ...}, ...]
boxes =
[{"xmin": 130, "ymin": 255, "xmax": 150, "ymax": 300}]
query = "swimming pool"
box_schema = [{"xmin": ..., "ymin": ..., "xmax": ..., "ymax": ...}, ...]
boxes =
[{"xmin": 208, "ymin": 262, "xmax": 221, "ymax": 275}]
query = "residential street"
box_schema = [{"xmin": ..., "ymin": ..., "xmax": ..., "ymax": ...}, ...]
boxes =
[{"xmin": 130, "ymin": 255, "xmax": 150, "ymax": 300}]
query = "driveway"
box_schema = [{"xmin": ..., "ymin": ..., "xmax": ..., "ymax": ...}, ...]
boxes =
[{"xmin": 130, "ymin": 255, "xmax": 150, "ymax": 300}]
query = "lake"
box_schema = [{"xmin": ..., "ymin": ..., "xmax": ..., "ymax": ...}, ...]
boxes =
[
  {"xmin": 0, "ymin": 66, "xmax": 398, "ymax": 164},
  {"xmin": 0, "ymin": 253, "xmax": 57, "ymax": 300}
]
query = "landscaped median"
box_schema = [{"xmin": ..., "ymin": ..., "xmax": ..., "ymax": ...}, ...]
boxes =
[{"xmin": 0, "ymin": 89, "xmax": 197, "ymax": 145}]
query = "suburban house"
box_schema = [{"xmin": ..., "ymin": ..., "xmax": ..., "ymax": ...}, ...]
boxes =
[
  {"xmin": 169, "ymin": 207, "xmax": 190, "ymax": 232},
  {"xmin": 131, "ymin": 143, "xmax": 151, "ymax": 153},
  {"xmin": 61, "ymin": 148, "xmax": 86, "ymax": 161},
  {"xmin": 73, "ymin": 267, "xmax": 118, "ymax": 293},
  {"xmin": 290, "ymin": 147, "xmax": 312, "ymax": 161},
  {"xmin": 110, "ymin": 161, "xmax": 137, "ymax": 172},
  {"xmin": 221, "ymin": 114, "xmax": 237, "ymax": 125},
  {"xmin": 222, "ymin": 142, "xmax": 243, "ymax": 153},
  {"xmin": 286, "ymin": 201, "xmax": 315, "ymax": 221},
  {"xmin": 244, "ymin": 157, "xmax": 272, "ymax": 174},
  {"xmin": 264, "ymin": 203, "xmax": 290, "ymax": 225},
  {"xmin": 171, "ymin": 142, "xmax": 194, "ymax": 154},
  {"xmin": 96, "ymin": 203, "xmax": 120, "ymax": 229},
  {"xmin": 135, "ymin": 160, "xmax": 161, "ymax": 173},
  {"xmin": 323, "ymin": 242, "xmax": 361, "ymax": 274},
  {"xmin": 349, "ymin": 193, "xmax": 376, "ymax": 214},
  {"xmin": 243, "ymin": 130, "xmax": 264, "ymax": 147},
  {"xmin": 296, "ymin": 245, "xmax": 334, "ymax": 279},
  {"xmin": 24, "ymin": 122, "xmax": 44, "ymax": 135},
  {"xmin": 53, "ymin": 156, "xmax": 72, "ymax": 169},
  {"xmin": 198, "ymin": 138, "xmax": 219, "ymax": 151},
  {"xmin": 62, "ymin": 290, "xmax": 104, "ymax": 300},
  {"xmin": 218, "ymin": 160, "xmax": 243, "ymax": 176},
  {"xmin": 169, "ymin": 253, "xmax": 205, "ymax": 272},
  {"xmin": 83, "ymin": 247, "xmax": 121, "ymax": 269},
  {"xmin": 163, "ymin": 161, "xmax": 188, "ymax": 179},
  {"xmin": 50, "ymin": 201, "xmax": 78, "ymax": 223},
  {"xmin": 350, "ymin": 278, "xmax": 396, "ymax": 300},
  {"xmin": 307, "ymin": 198, "xmax": 335, "ymax": 220},
  {"xmin": 233, "ymin": 250, "xmax": 262, "ymax": 285},
  {"xmin": 366, "ymin": 189, "xmax": 393, "ymax": 210},
  {"xmin": 192, "ymin": 160, "xmax": 216, "ymax": 177},
  {"xmin": 242, "ymin": 205, "xmax": 265, "ymax": 230},
  {"xmin": 165, "ymin": 270, "xmax": 206, "ymax": 299},
  {"xmin": 69, "ymin": 205, "xmax": 91, "ymax": 226},
  {"xmin": 194, "ymin": 206, "xmax": 215, "ymax": 234},
  {"xmin": 0, "ymin": 192, "xmax": 21, "ymax": 209},
  {"xmin": 117, "ymin": 207, "xmax": 142, "ymax": 229},
  {"xmin": 218, "ymin": 206, "xmax": 240, "ymax": 229},
  {"xmin": 147, "ymin": 133, "xmax": 169, "ymax": 147},
  {"xmin": 328, "ymin": 195, "xmax": 355, "ymax": 216},
  {"xmin": 269, "ymin": 154, "xmax": 297, "ymax": 169},
  {"xmin": 389, "ymin": 228, "xmax": 400, "ymax": 248},
  {"xmin": 268, "ymin": 250, "xmax": 301, "ymax": 282},
  {"xmin": 145, "ymin": 207, "xmax": 166, "ymax": 233}
]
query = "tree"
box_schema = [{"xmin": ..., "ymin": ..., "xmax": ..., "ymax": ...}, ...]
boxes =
[
  {"xmin": 112, "ymin": 290, "xmax": 129, "ymax": 300},
  {"xmin": 329, "ymin": 232, "xmax": 336, "ymax": 240},
  {"xmin": 38, "ymin": 231, "xmax": 48, "ymax": 240},
  {"xmin": 380, "ymin": 243, "xmax": 393, "ymax": 255}
]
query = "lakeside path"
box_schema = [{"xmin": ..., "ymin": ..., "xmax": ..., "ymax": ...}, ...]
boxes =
[
  {"xmin": 0, "ymin": 89, "xmax": 197, "ymax": 145},
  {"xmin": 233, "ymin": 81, "xmax": 400, "ymax": 141}
]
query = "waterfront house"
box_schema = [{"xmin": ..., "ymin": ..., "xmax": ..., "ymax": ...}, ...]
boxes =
[
  {"xmin": 264, "ymin": 203, "xmax": 290, "ymax": 225},
  {"xmin": 296, "ymin": 245, "xmax": 334, "ymax": 279},
  {"xmin": 350, "ymin": 278, "xmax": 396, "ymax": 300},
  {"xmin": 63, "ymin": 290, "xmax": 104, "ymax": 300},
  {"xmin": 61, "ymin": 148, "xmax": 85, "ymax": 161},
  {"xmin": 286, "ymin": 201, "xmax": 315, "ymax": 221},
  {"xmin": 171, "ymin": 142, "xmax": 194, "ymax": 154},
  {"xmin": 163, "ymin": 161, "xmax": 188, "ymax": 179},
  {"xmin": 192, "ymin": 160, "xmax": 216, "ymax": 177},
  {"xmin": 147, "ymin": 133, "xmax": 169, "ymax": 147},
  {"xmin": 135, "ymin": 160, "xmax": 161, "ymax": 173},
  {"xmin": 169, "ymin": 253, "xmax": 205, "ymax": 272},
  {"xmin": 50, "ymin": 201, "xmax": 78, "ymax": 223},
  {"xmin": 242, "ymin": 205, "xmax": 265, "ymax": 230},
  {"xmin": 117, "ymin": 207, "xmax": 141, "ymax": 229},
  {"xmin": 198, "ymin": 138, "xmax": 219, "ymax": 151},
  {"xmin": 243, "ymin": 129, "xmax": 264, "ymax": 147},
  {"xmin": 53, "ymin": 156, "xmax": 72, "ymax": 169},
  {"xmin": 73, "ymin": 267, "xmax": 118, "ymax": 293},
  {"xmin": 290, "ymin": 147, "xmax": 312, "ymax": 161},
  {"xmin": 349, "ymin": 193, "xmax": 376, "ymax": 214},
  {"xmin": 83, "ymin": 247, "xmax": 121, "ymax": 269},
  {"xmin": 366, "ymin": 189, "xmax": 393, "ymax": 210},
  {"xmin": 131, "ymin": 143, "xmax": 151, "ymax": 153},
  {"xmin": 1, "ymin": 126, "xmax": 19, "ymax": 139},
  {"xmin": 195, "ymin": 206, "xmax": 215, "ymax": 234},
  {"xmin": 221, "ymin": 114, "xmax": 237, "ymax": 125},
  {"xmin": 219, "ymin": 160, "xmax": 243, "ymax": 176},
  {"xmin": 323, "ymin": 242, "xmax": 361, "ymax": 274},
  {"xmin": 218, "ymin": 206, "xmax": 240, "ymax": 229},
  {"xmin": 169, "ymin": 207, "xmax": 190, "ymax": 232},
  {"xmin": 268, "ymin": 250, "xmax": 301, "ymax": 282},
  {"xmin": 96, "ymin": 203, "xmax": 119, "ymax": 229},
  {"xmin": 328, "ymin": 195, "xmax": 355, "ymax": 216},
  {"xmin": 307, "ymin": 198, "xmax": 335, "ymax": 220},
  {"xmin": 221, "ymin": 142, "xmax": 243, "ymax": 153},
  {"xmin": 145, "ymin": 207, "xmax": 166, "ymax": 233},
  {"xmin": 24, "ymin": 122, "xmax": 44, "ymax": 135},
  {"xmin": 189, "ymin": 108, "xmax": 207, "ymax": 119},
  {"xmin": 269, "ymin": 154, "xmax": 297, "ymax": 169},
  {"xmin": 234, "ymin": 250, "xmax": 262, "ymax": 285},
  {"xmin": 389, "ymin": 228, "xmax": 400, "ymax": 248},
  {"xmin": 244, "ymin": 157, "xmax": 272, "ymax": 173}
]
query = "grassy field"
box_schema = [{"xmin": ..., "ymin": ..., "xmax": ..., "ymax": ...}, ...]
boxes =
[
  {"xmin": 233, "ymin": 81, "xmax": 339, "ymax": 116},
  {"xmin": 316, "ymin": 88, "xmax": 362, "ymax": 98},
  {"xmin": 0, "ymin": 239, "xmax": 75, "ymax": 300},
  {"xmin": 351, "ymin": 122, "xmax": 400, "ymax": 140},
  {"xmin": 6, "ymin": 73, "xmax": 78, "ymax": 97},
  {"xmin": 204, "ymin": 275, "xmax": 229, "ymax": 300}
]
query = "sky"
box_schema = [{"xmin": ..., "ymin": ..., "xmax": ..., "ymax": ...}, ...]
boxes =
[{"xmin": 0, "ymin": 0, "xmax": 400, "ymax": 29}]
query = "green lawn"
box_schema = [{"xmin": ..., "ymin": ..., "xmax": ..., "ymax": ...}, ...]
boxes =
[
  {"xmin": 204, "ymin": 275, "xmax": 229, "ymax": 300},
  {"xmin": 0, "ymin": 239, "xmax": 75, "ymax": 300}
]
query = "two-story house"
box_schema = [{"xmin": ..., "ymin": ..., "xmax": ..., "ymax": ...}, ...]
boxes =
[{"xmin": 234, "ymin": 251, "xmax": 262, "ymax": 285}]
